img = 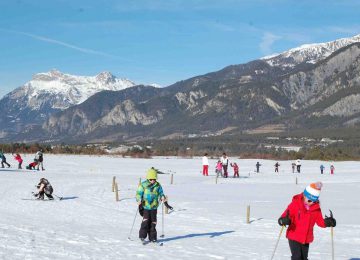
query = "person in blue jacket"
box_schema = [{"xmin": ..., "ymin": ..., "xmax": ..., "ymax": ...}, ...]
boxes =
[{"xmin": 320, "ymin": 164, "xmax": 325, "ymax": 174}]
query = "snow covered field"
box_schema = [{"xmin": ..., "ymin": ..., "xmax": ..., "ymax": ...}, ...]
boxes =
[{"xmin": 1, "ymin": 155, "xmax": 359, "ymax": 259}]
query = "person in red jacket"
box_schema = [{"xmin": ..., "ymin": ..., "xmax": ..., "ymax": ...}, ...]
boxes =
[
  {"xmin": 230, "ymin": 162, "xmax": 239, "ymax": 178},
  {"xmin": 278, "ymin": 182, "xmax": 336, "ymax": 260},
  {"xmin": 13, "ymin": 153, "xmax": 23, "ymax": 169}
]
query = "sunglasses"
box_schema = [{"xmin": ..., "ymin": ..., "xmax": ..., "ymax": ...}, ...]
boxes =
[
  {"xmin": 307, "ymin": 199, "xmax": 317, "ymax": 203},
  {"xmin": 149, "ymin": 179, "xmax": 156, "ymax": 181}
]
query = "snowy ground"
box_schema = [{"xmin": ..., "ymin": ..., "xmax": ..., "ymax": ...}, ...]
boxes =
[{"xmin": 1, "ymin": 154, "xmax": 359, "ymax": 259}]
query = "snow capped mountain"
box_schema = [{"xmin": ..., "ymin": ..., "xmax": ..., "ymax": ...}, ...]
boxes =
[
  {"xmin": 262, "ymin": 34, "xmax": 360, "ymax": 67},
  {"xmin": 22, "ymin": 69, "xmax": 135, "ymax": 110}
]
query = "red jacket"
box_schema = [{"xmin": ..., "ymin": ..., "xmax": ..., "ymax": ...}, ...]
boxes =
[
  {"xmin": 14, "ymin": 154, "xmax": 23, "ymax": 163},
  {"xmin": 281, "ymin": 193, "xmax": 326, "ymax": 244}
]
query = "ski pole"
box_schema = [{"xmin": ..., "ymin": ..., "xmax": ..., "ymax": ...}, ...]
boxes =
[
  {"xmin": 160, "ymin": 202, "xmax": 165, "ymax": 237},
  {"xmin": 330, "ymin": 210, "xmax": 334, "ymax": 260},
  {"xmin": 127, "ymin": 207, "xmax": 138, "ymax": 240},
  {"xmin": 53, "ymin": 194, "xmax": 63, "ymax": 200},
  {"xmin": 271, "ymin": 225, "xmax": 285, "ymax": 260}
]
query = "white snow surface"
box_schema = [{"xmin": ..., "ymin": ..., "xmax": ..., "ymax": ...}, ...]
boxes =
[{"xmin": 1, "ymin": 155, "xmax": 359, "ymax": 259}]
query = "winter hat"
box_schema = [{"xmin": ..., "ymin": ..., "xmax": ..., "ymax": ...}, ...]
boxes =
[
  {"xmin": 303, "ymin": 182, "xmax": 323, "ymax": 202},
  {"xmin": 146, "ymin": 168, "xmax": 157, "ymax": 180}
]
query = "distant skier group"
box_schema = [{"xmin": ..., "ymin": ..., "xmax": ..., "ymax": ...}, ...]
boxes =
[
  {"xmin": 202, "ymin": 152, "xmax": 239, "ymax": 178},
  {"xmin": 0, "ymin": 149, "xmax": 45, "ymax": 171}
]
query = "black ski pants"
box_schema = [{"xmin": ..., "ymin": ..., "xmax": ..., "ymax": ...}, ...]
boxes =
[
  {"xmin": 139, "ymin": 209, "xmax": 158, "ymax": 241},
  {"xmin": 288, "ymin": 239, "xmax": 309, "ymax": 260}
]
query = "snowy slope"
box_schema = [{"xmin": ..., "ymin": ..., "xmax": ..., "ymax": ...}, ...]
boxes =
[
  {"xmin": 0, "ymin": 155, "xmax": 359, "ymax": 259},
  {"xmin": 262, "ymin": 34, "xmax": 360, "ymax": 67}
]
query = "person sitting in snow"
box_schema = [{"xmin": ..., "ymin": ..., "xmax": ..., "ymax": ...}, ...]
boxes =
[
  {"xmin": 26, "ymin": 161, "xmax": 38, "ymax": 170},
  {"xmin": 33, "ymin": 178, "xmax": 54, "ymax": 200},
  {"xmin": 0, "ymin": 151, "xmax": 11, "ymax": 168},
  {"xmin": 230, "ymin": 162, "xmax": 239, "ymax": 178},
  {"xmin": 136, "ymin": 168, "xmax": 172, "ymax": 243},
  {"xmin": 278, "ymin": 182, "xmax": 336, "ymax": 260},
  {"xmin": 13, "ymin": 153, "xmax": 23, "ymax": 169}
]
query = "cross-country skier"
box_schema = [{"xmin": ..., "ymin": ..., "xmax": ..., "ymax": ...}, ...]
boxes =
[
  {"xmin": 0, "ymin": 151, "xmax": 11, "ymax": 168},
  {"xmin": 330, "ymin": 164, "xmax": 335, "ymax": 175},
  {"xmin": 221, "ymin": 153, "xmax": 229, "ymax": 178},
  {"xmin": 136, "ymin": 168, "xmax": 172, "ymax": 243},
  {"xmin": 278, "ymin": 182, "xmax": 336, "ymax": 260},
  {"xmin": 255, "ymin": 161, "xmax": 261, "ymax": 173},
  {"xmin": 34, "ymin": 149, "xmax": 44, "ymax": 171},
  {"xmin": 296, "ymin": 159, "xmax": 301, "ymax": 173},
  {"xmin": 320, "ymin": 164, "xmax": 325, "ymax": 174},
  {"xmin": 202, "ymin": 153, "xmax": 209, "ymax": 176},
  {"xmin": 33, "ymin": 178, "xmax": 54, "ymax": 200},
  {"xmin": 274, "ymin": 162, "xmax": 280, "ymax": 173},
  {"xmin": 230, "ymin": 162, "xmax": 239, "ymax": 178},
  {"xmin": 13, "ymin": 153, "xmax": 23, "ymax": 169}
]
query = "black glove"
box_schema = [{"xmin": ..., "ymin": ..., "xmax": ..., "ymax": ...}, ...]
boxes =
[
  {"xmin": 324, "ymin": 217, "xmax": 336, "ymax": 227},
  {"xmin": 33, "ymin": 192, "xmax": 38, "ymax": 197},
  {"xmin": 138, "ymin": 204, "xmax": 144, "ymax": 217},
  {"xmin": 164, "ymin": 201, "xmax": 173, "ymax": 210},
  {"xmin": 278, "ymin": 210, "xmax": 291, "ymax": 226}
]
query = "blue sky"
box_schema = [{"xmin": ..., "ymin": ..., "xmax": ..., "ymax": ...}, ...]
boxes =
[{"xmin": 1, "ymin": 0, "xmax": 360, "ymax": 98}]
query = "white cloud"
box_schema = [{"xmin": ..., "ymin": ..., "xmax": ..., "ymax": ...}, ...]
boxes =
[
  {"xmin": 0, "ymin": 29, "xmax": 116, "ymax": 58},
  {"xmin": 259, "ymin": 32, "xmax": 282, "ymax": 55}
]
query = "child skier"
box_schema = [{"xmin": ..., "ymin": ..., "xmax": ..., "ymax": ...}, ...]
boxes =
[
  {"xmin": 136, "ymin": 168, "xmax": 172, "ymax": 243},
  {"xmin": 33, "ymin": 178, "xmax": 54, "ymax": 200},
  {"xmin": 202, "ymin": 153, "xmax": 209, "ymax": 176},
  {"xmin": 320, "ymin": 164, "xmax": 325, "ymax": 174},
  {"xmin": 330, "ymin": 164, "xmax": 335, "ymax": 175},
  {"xmin": 13, "ymin": 153, "xmax": 23, "ymax": 169},
  {"xmin": 278, "ymin": 182, "xmax": 336, "ymax": 260},
  {"xmin": 0, "ymin": 151, "xmax": 11, "ymax": 168},
  {"xmin": 215, "ymin": 160, "xmax": 223, "ymax": 178},
  {"xmin": 230, "ymin": 162, "xmax": 239, "ymax": 178}
]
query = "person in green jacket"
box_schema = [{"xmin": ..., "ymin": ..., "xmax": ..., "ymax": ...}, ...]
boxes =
[{"xmin": 136, "ymin": 168, "xmax": 172, "ymax": 243}]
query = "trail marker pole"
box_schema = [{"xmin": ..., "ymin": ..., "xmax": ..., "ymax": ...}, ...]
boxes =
[
  {"xmin": 246, "ymin": 205, "xmax": 250, "ymax": 224},
  {"xmin": 112, "ymin": 176, "xmax": 116, "ymax": 192},
  {"xmin": 115, "ymin": 182, "xmax": 119, "ymax": 201}
]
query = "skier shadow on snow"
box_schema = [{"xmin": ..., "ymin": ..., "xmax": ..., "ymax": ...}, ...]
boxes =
[
  {"xmin": 119, "ymin": 197, "xmax": 135, "ymax": 202},
  {"xmin": 349, "ymin": 258, "xmax": 360, "ymax": 260},
  {"xmin": 249, "ymin": 218, "xmax": 263, "ymax": 224},
  {"xmin": 60, "ymin": 196, "xmax": 78, "ymax": 201},
  {"xmin": 158, "ymin": 230, "xmax": 234, "ymax": 243}
]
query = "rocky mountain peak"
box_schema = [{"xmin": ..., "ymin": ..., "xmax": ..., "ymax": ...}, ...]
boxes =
[{"xmin": 96, "ymin": 71, "xmax": 116, "ymax": 84}]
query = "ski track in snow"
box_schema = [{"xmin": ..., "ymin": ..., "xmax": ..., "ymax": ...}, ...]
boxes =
[{"xmin": 1, "ymin": 155, "xmax": 360, "ymax": 259}]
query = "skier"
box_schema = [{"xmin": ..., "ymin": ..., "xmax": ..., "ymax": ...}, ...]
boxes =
[
  {"xmin": 34, "ymin": 149, "xmax": 44, "ymax": 171},
  {"xmin": 33, "ymin": 178, "xmax": 54, "ymax": 200},
  {"xmin": 136, "ymin": 168, "xmax": 172, "ymax": 243},
  {"xmin": 278, "ymin": 182, "xmax": 336, "ymax": 260},
  {"xmin": 215, "ymin": 160, "xmax": 223, "ymax": 178},
  {"xmin": 274, "ymin": 162, "xmax": 280, "ymax": 173},
  {"xmin": 291, "ymin": 162, "xmax": 296, "ymax": 173},
  {"xmin": 330, "ymin": 164, "xmax": 335, "ymax": 175},
  {"xmin": 320, "ymin": 164, "xmax": 325, "ymax": 174},
  {"xmin": 255, "ymin": 161, "xmax": 261, "ymax": 173},
  {"xmin": 296, "ymin": 159, "xmax": 301, "ymax": 173},
  {"xmin": 0, "ymin": 151, "xmax": 11, "ymax": 168},
  {"xmin": 202, "ymin": 153, "xmax": 209, "ymax": 176},
  {"xmin": 230, "ymin": 162, "xmax": 239, "ymax": 178},
  {"xmin": 13, "ymin": 153, "xmax": 23, "ymax": 169},
  {"xmin": 221, "ymin": 153, "xmax": 229, "ymax": 178}
]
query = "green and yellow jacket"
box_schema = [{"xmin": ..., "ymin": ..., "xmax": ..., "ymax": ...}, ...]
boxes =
[{"xmin": 136, "ymin": 180, "xmax": 164, "ymax": 210}]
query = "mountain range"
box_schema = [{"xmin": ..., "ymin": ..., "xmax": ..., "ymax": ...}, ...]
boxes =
[{"xmin": 1, "ymin": 34, "xmax": 360, "ymax": 143}]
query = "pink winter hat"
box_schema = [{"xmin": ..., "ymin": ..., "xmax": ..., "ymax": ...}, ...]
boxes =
[{"xmin": 303, "ymin": 182, "xmax": 323, "ymax": 202}]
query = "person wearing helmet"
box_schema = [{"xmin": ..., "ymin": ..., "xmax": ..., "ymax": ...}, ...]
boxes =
[
  {"xmin": 136, "ymin": 168, "xmax": 172, "ymax": 243},
  {"xmin": 33, "ymin": 178, "xmax": 53, "ymax": 200}
]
